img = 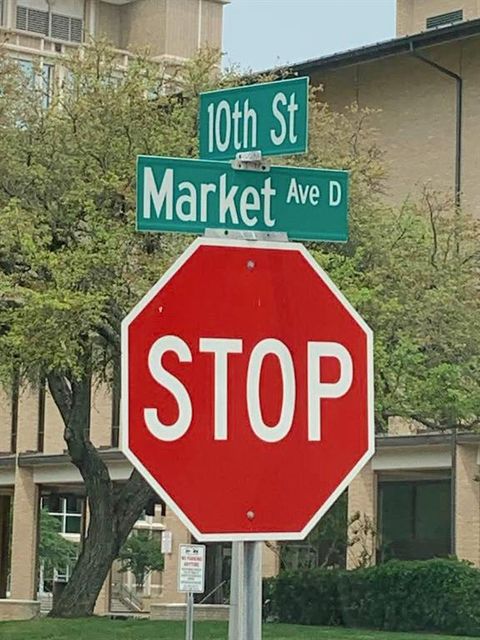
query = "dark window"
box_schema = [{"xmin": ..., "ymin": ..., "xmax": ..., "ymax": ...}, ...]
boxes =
[
  {"xmin": 37, "ymin": 377, "xmax": 46, "ymax": 452},
  {"xmin": 51, "ymin": 14, "xmax": 69, "ymax": 41},
  {"xmin": 379, "ymin": 479, "xmax": 451, "ymax": 562},
  {"xmin": 16, "ymin": 5, "xmax": 27, "ymax": 30},
  {"xmin": 111, "ymin": 364, "xmax": 120, "ymax": 448},
  {"xmin": 16, "ymin": 7, "xmax": 49, "ymax": 35},
  {"xmin": 51, "ymin": 14, "xmax": 83, "ymax": 43},
  {"xmin": 16, "ymin": 6, "xmax": 83, "ymax": 43},
  {"xmin": 10, "ymin": 371, "xmax": 19, "ymax": 454},
  {"xmin": 0, "ymin": 1, "xmax": 4, "ymax": 27},
  {"xmin": 426, "ymin": 10, "xmax": 463, "ymax": 29},
  {"xmin": 41, "ymin": 63, "xmax": 54, "ymax": 109},
  {"xmin": 70, "ymin": 17, "xmax": 83, "ymax": 43}
]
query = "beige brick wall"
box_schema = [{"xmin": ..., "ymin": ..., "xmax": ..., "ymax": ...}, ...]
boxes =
[
  {"xmin": 0, "ymin": 600, "xmax": 40, "ymax": 621},
  {"xmin": 90, "ymin": 383, "xmax": 112, "ymax": 449},
  {"xmin": 455, "ymin": 444, "xmax": 480, "ymax": 566},
  {"xmin": 159, "ymin": 508, "xmax": 190, "ymax": 603},
  {"xmin": 200, "ymin": 0, "xmax": 223, "ymax": 50},
  {"xmin": 165, "ymin": 0, "xmax": 199, "ymax": 59},
  {"xmin": 397, "ymin": 0, "xmax": 480, "ymax": 36},
  {"xmin": 10, "ymin": 468, "xmax": 39, "ymax": 600},
  {"xmin": 262, "ymin": 542, "xmax": 279, "ymax": 578},
  {"xmin": 44, "ymin": 390, "xmax": 65, "ymax": 455},
  {"xmin": 0, "ymin": 390, "xmax": 12, "ymax": 454},
  {"xmin": 120, "ymin": 0, "xmax": 167, "ymax": 56},
  {"xmin": 17, "ymin": 387, "xmax": 39, "ymax": 452},
  {"xmin": 97, "ymin": 2, "xmax": 122, "ymax": 49},
  {"xmin": 312, "ymin": 35, "xmax": 480, "ymax": 218},
  {"xmin": 94, "ymin": 573, "xmax": 112, "ymax": 615},
  {"xmin": 346, "ymin": 462, "xmax": 376, "ymax": 569}
]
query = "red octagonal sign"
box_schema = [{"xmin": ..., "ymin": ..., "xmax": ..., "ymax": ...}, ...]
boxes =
[{"xmin": 121, "ymin": 238, "xmax": 374, "ymax": 541}]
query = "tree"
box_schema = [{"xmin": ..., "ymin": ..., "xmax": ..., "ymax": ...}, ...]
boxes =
[
  {"xmin": 38, "ymin": 509, "xmax": 78, "ymax": 578},
  {"xmin": 0, "ymin": 44, "xmax": 224, "ymax": 617},
  {"xmin": 0, "ymin": 41, "xmax": 478, "ymax": 617},
  {"xmin": 118, "ymin": 531, "xmax": 164, "ymax": 591}
]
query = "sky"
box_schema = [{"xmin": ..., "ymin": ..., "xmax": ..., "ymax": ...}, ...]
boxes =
[{"xmin": 222, "ymin": 0, "xmax": 397, "ymax": 72}]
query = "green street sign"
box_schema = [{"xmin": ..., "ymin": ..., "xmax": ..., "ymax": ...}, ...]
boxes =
[
  {"xmin": 199, "ymin": 77, "xmax": 309, "ymax": 161},
  {"xmin": 137, "ymin": 155, "xmax": 348, "ymax": 242}
]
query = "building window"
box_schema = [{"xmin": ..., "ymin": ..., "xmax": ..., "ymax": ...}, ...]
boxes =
[
  {"xmin": 16, "ymin": 6, "xmax": 83, "ymax": 43},
  {"xmin": 41, "ymin": 63, "xmax": 54, "ymax": 108},
  {"xmin": 37, "ymin": 377, "xmax": 46, "ymax": 452},
  {"xmin": 16, "ymin": 59, "xmax": 54, "ymax": 108},
  {"xmin": 42, "ymin": 495, "xmax": 83, "ymax": 535},
  {"xmin": 51, "ymin": 14, "xmax": 82, "ymax": 43},
  {"xmin": 16, "ymin": 6, "xmax": 49, "ymax": 36},
  {"xmin": 378, "ymin": 479, "xmax": 451, "ymax": 562},
  {"xmin": 426, "ymin": 10, "xmax": 463, "ymax": 30},
  {"xmin": 0, "ymin": 0, "xmax": 4, "ymax": 27},
  {"xmin": 111, "ymin": 363, "xmax": 120, "ymax": 448},
  {"xmin": 10, "ymin": 371, "xmax": 19, "ymax": 454}
]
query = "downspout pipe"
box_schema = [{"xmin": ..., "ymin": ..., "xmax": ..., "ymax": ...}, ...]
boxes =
[
  {"xmin": 409, "ymin": 41, "xmax": 463, "ymax": 208},
  {"xmin": 409, "ymin": 41, "xmax": 461, "ymax": 557}
]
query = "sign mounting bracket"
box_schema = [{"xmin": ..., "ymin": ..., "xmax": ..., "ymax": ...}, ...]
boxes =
[
  {"xmin": 231, "ymin": 150, "xmax": 271, "ymax": 172},
  {"xmin": 204, "ymin": 228, "xmax": 288, "ymax": 242}
]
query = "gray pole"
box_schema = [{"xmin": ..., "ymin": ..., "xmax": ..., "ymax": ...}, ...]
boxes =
[
  {"xmin": 186, "ymin": 592, "xmax": 194, "ymax": 640},
  {"xmin": 228, "ymin": 541, "xmax": 263, "ymax": 640},
  {"xmin": 243, "ymin": 542, "xmax": 263, "ymax": 640},
  {"xmin": 228, "ymin": 542, "xmax": 244, "ymax": 640}
]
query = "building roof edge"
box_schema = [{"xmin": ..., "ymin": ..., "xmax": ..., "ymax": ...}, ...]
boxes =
[{"xmin": 264, "ymin": 18, "xmax": 480, "ymax": 76}]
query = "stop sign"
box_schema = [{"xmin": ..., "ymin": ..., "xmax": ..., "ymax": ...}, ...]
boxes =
[{"xmin": 121, "ymin": 238, "xmax": 374, "ymax": 541}]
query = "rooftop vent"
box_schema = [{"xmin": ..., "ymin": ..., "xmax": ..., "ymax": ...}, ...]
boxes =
[{"xmin": 426, "ymin": 9, "xmax": 463, "ymax": 30}]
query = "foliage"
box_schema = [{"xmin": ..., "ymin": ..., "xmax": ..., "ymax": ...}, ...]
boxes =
[
  {"xmin": 309, "ymin": 187, "xmax": 480, "ymax": 433},
  {"xmin": 338, "ymin": 559, "xmax": 480, "ymax": 636},
  {"xmin": 266, "ymin": 559, "xmax": 480, "ymax": 637},
  {"xmin": 266, "ymin": 568, "xmax": 342, "ymax": 627},
  {"xmin": 38, "ymin": 509, "xmax": 78, "ymax": 575},
  {"xmin": 278, "ymin": 497, "xmax": 375, "ymax": 571},
  {"xmin": 118, "ymin": 531, "xmax": 164, "ymax": 590}
]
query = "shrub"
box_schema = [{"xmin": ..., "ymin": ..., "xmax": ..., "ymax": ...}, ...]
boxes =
[
  {"xmin": 337, "ymin": 558, "xmax": 480, "ymax": 636},
  {"xmin": 266, "ymin": 568, "xmax": 341, "ymax": 626},
  {"xmin": 264, "ymin": 558, "xmax": 480, "ymax": 636}
]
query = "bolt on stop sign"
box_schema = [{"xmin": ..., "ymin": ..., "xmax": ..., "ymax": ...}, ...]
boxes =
[{"xmin": 121, "ymin": 238, "xmax": 374, "ymax": 541}]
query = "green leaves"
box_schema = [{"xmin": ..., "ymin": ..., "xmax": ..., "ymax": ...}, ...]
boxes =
[
  {"xmin": 38, "ymin": 509, "xmax": 78, "ymax": 576},
  {"xmin": 118, "ymin": 530, "xmax": 164, "ymax": 590},
  {"xmin": 0, "ymin": 41, "xmax": 478, "ymax": 431}
]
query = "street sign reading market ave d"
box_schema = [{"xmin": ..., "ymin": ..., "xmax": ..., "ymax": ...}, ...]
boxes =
[
  {"xmin": 136, "ymin": 155, "xmax": 348, "ymax": 242},
  {"xmin": 199, "ymin": 77, "xmax": 309, "ymax": 161},
  {"xmin": 121, "ymin": 238, "xmax": 374, "ymax": 541}
]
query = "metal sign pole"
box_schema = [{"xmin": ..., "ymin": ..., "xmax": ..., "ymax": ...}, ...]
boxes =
[
  {"xmin": 228, "ymin": 542, "xmax": 244, "ymax": 640},
  {"xmin": 243, "ymin": 542, "xmax": 262, "ymax": 640},
  {"xmin": 186, "ymin": 591, "xmax": 194, "ymax": 640}
]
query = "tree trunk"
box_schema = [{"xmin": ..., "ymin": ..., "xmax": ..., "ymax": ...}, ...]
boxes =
[{"xmin": 47, "ymin": 371, "xmax": 155, "ymax": 618}]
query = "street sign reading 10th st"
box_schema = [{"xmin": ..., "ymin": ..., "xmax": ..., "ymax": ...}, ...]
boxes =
[{"xmin": 199, "ymin": 77, "xmax": 309, "ymax": 161}]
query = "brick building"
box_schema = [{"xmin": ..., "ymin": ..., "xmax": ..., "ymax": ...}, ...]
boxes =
[{"xmin": 287, "ymin": 0, "xmax": 480, "ymax": 570}]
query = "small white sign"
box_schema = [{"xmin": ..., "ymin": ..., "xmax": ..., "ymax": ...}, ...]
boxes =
[
  {"xmin": 178, "ymin": 544, "xmax": 206, "ymax": 593},
  {"xmin": 161, "ymin": 530, "xmax": 173, "ymax": 554}
]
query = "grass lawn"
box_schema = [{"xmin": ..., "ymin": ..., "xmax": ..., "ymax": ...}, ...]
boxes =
[{"xmin": 0, "ymin": 619, "xmax": 474, "ymax": 640}]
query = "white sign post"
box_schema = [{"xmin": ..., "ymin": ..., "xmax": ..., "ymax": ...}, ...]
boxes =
[{"xmin": 178, "ymin": 544, "xmax": 206, "ymax": 640}]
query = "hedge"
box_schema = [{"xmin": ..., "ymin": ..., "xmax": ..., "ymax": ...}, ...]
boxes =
[
  {"xmin": 264, "ymin": 568, "xmax": 341, "ymax": 626},
  {"xmin": 265, "ymin": 559, "xmax": 480, "ymax": 636}
]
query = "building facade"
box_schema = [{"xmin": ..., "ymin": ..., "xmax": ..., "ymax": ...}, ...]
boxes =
[{"xmin": 289, "ymin": 0, "xmax": 480, "ymax": 570}]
